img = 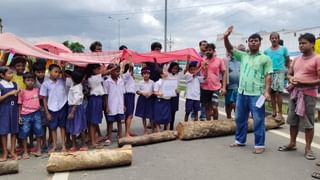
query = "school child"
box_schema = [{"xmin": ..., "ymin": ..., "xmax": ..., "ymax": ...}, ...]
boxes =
[
  {"xmin": 40, "ymin": 64, "xmax": 68, "ymax": 153},
  {"xmin": 66, "ymin": 69, "xmax": 88, "ymax": 152},
  {"xmin": 103, "ymin": 64, "xmax": 125, "ymax": 144},
  {"xmin": 167, "ymin": 62, "xmax": 181, "ymax": 130},
  {"xmin": 153, "ymin": 70, "xmax": 172, "ymax": 132},
  {"xmin": 86, "ymin": 64, "xmax": 105, "ymax": 148},
  {"xmin": 135, "ymin": 67, "xmax": 154, "ymax": 134},
  {"xmin": 18, "ymin": 72, "xmax": 43, "ymax": 159},
  {"xmin": 122, "ymin": 62, "xmax": 136, "ymax": 137},
  {"xmin": 0, "ymin": 67, "xmax": 20, "ymax": 161},
  {"xmin": 11, "ymin": 56, "xmax": 27, "ymax": 90},
  {"xmin": 184, "ymin": 62, "xmax": 203, "ymax": 122},
  {"xmin": 32, "ymin": 62, "xmax": 50, "ymax": 152}
]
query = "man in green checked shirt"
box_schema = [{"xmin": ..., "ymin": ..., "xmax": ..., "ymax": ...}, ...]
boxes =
[{"xmin": 224, "ymin": 26, "xmax": 272, "ymax": 154}]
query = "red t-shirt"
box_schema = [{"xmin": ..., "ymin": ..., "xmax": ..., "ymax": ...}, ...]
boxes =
[
  {"xmin": 18, "ymin": 88, "xmax": 41, "ymax": 115},
  {"xmin": 293, "ymin": 53, "xmax": 320, "ymax": 97},
  {"xmin": 201, "ymin": 57, "xmax": 226, "ymax": 91}
]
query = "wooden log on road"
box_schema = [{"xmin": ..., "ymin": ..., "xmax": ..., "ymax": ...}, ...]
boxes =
[
  {"xmin": 47, "ymin": 145, "xmax": 132, "ymax": 173},
  {"xmin": 118, "ymin": 131, "xmax": 177, "ymax": 147},
  {"xmin": 0, "ymin": 160, "xmax": 18, "ymax": 175},
  {"xmin": 177, "ymin": 115, "xmax": 284, "ymax": 140}
]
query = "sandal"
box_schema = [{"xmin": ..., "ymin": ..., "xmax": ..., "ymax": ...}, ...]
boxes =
[
  {"xmin": 278, "ymin": 145, "xmax": 297, "ymax": 151},
  {"xmin": 312, "ymin": 171, "xmax": 320, "ymax": 179},
  {"xmin": 103, "ymin": 140, "xmax": 111, "ymax": 146},
  {"xmin": 316, "ymin": 161, "xmax": 320, "ymax": 166},
  {"xmin": 22, "ymin": 153, "xmax": 30, "ymax": 160},
  {"xmin": 305, "ymin": 150, "xmax": 316, "ymax": 160},
  {"xmin": 230, "ymin": 143, "xmax": 245, "ymax": 148},
  {"xmin": 274, "ymin": 114, "xmax": 283, "ymax": 122},
  {"xmin": 79, "ymin": 146, "xmax": 88, "ymax": 151},
  {"xmin": 31, "ymin": 151, "xmax": 42, "ymax": 157},
  {"xmin": 0, "ymin": 157, "xmax": 7, "ymax": 162},
  {"xmin": 11, "ymin": 155, "xmax": 21, "ymax": 160},
  {"xmin": 253, "ymin": 148, "xmax": 265, "ymax": 154},
  {"xmin": 68, "ymin": 147, "xmax": 77, "ymax": 153}
]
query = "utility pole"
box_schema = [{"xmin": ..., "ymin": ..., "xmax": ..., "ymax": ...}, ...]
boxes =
[
  {"xmin": 108, "ymin": 16, "xmax": 129, "ymax": 49},
  {"xmin": 168, "ymin": 33, "xmax": 174, "ymax": 51},
  {"xmin": 164, "ymin": 0, "xmax": 168, "ymax": 52},
  {"xmin": 0, "ymin": 18, "xmax": 3, "ymax": 34}
]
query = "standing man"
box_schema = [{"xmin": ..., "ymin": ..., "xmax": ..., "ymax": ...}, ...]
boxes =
[
  {"xmin": 278, "ymin": 33, "xmax": 320, "ymax": 163},
  {"xmin": 200, "ymin": 43, "xmax": 226, "ymax": 120},
  {"xmin": 224, "ymin": 26, "xmax": 272, "ymax": 154},
  {"xmin": 264, "ymin": 32, "xmax": 290, "ymax": 122}
]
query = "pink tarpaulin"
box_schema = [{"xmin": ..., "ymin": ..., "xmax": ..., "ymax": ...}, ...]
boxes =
[
  {"xmin": 34, "ymin": 41, "xmax": 72, "ymax": 55},
  {"xmin": 122, "ymin": 48, "xmax": 203, "ymax": 63},
  {"xmin": 59, "ymin": 51, "xmax": 123, "ymax": 65},
  {"xmin": 0, "ymin": 32, "xmax": 70, "ymax": 61}
]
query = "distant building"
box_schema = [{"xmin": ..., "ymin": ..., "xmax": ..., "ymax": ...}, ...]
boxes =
[{"xmin": 215, "ymin": 26, "xmax": 320, "ymax": 58}]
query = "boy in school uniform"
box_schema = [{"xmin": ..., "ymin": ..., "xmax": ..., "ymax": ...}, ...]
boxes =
[{"xmin": 40, "ymin": 64, "xmax": 68, "ymax": 153}]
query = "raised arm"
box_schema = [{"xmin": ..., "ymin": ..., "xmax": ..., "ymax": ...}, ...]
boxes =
[{"xmin": 223, "ymin": 26, "xmax": 234, "ymax": 52}]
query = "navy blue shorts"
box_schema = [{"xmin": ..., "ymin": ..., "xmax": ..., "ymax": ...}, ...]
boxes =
[
  {"xmin": 107, "ymin": 114, "xmax": 125, "ymax": 122},
  {"xmin": 49, "ymin": 104, "xmax": 68, "ymax": 130},
  {"xmin": 19, "ymin": 111, "xmax": 43, "ymax": 139},
  {"xmin": 124, "ymin": 93, "xmax": 135, "ymax": 116},
  {"xmin": 185, "ymin": 99, "xmax": 201, "ymax": 114}
]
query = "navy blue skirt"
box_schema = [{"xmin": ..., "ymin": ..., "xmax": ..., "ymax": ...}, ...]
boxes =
[
  {"xmin": 170, "ymin": 93, "xmax": 179, "ymax": 112},
  {"xmin": 153, "ymin": 98, "xmax": 171, "ymax": 125},
  {"xmin": 66, "ymin": 104, "xmax": 87, "ymax": 135},
  {"xmin": 124, "ymin": 93, "xmax": 135, "ymax": 116},
  {"xmin": 135, "ymin": 95, "xmax": 154, "ymax": 119},
  {"xmin": 86, "ymin": 95, "xmax": 103, "ymax": 125}
]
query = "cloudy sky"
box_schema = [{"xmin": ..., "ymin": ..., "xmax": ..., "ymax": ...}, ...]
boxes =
[{"xmin": 0, "ymin": 0, "xmax": 319, "ymax": 52}]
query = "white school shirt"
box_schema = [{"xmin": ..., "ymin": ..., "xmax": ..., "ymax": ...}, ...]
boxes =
[
  {"xmin": 40, "ymin": 78, "xmax": 67, "ymax": 112},
  {"xmin": 154, "ymin": 79, "xmax": 171, "ymax": 99},
  {"xmin": 184, "ymin": 73, "xmax": 204, "ymax": 101},
  {"xmin": 0, "ymin": 80, "xmax": 14, "ymax": 96},
  {"xmin": 88, "ymin": 74, "xmax": 105, "ymax": 96},
  {"xmin": 168, "ymin": 73, "xmax": 182, "ymax": 91},
  {"xmin": 137, "ymin": 79, "xmax": 154, "ymax": 93},
  {"xmin": 68, "ymin": 84, "xmax": 84, "ymax": 106},
  {"xmin": 122, "ymin": 71, "xmax": 136, "ymax": 93},
  {"xmin": 103, "ymin": 77, "xmax": 125, "ymax": 116}
]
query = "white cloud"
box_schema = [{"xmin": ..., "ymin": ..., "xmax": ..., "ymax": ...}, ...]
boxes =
[{"xmin": 141, "ymin": 13, "xmax": 162, "ymax": 29}]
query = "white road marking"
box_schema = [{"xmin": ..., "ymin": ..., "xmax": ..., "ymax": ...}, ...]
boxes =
[
  {"xmin": 179, "ymin": 97, "xmax": 320, "ymax": 149},
  {"xmin": 52, "ymin": 172, "xmax": 69, "ymax": 180}
]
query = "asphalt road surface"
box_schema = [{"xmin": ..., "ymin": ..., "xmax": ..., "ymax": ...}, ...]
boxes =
[{"xmin": 2, "ymin": 98, "xmax": 320, "ymax": 180}]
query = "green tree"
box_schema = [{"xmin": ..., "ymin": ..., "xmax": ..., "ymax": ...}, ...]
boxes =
[{"xmin": 63, "ymin": 40, "xmax": 85, "ymax": 53}]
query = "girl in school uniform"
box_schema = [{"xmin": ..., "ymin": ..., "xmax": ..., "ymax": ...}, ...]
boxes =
[
  {"xmin": 167, "ymin": 62, "xmax": 181, "ymax": 130},
  {"xmin": 122, "ymin": 63, "xmax": 136, "ymax": 137},
  {"xmin": 0, "ymin": 67, "xmax": 20, "ymax": 161},
  {"xmin": 153, "ymin": 70, "xmax": 172, "ymax": 132},
  {"xmin": 86, "ymin": 64, "xmax": 105, "ymax": 148},
  {"xmin": 66, "ymin": 69, "xmax": 88, "ymax": 152},
  {"xmin": 135, "ymin": 67, "xmax": 154, "ymax": 135},
  {"xmin": 103, "ymin": 64, "xmax": 125, "ymax": 144}
]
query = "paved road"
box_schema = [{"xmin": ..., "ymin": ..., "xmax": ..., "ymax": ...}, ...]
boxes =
[{"xmin": 2, "ymin": 98, "xmax": 320, "ymax": 180}]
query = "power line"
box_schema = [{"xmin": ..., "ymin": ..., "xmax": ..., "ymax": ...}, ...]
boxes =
[{"xmin": 5, "ymin": 0, "xmax": 254, "ymax": 22}]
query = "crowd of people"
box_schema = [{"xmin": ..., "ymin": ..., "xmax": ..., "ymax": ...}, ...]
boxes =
[{"xmin": 0, "ymin": 26, "xmax": 320, "ymax": 179}]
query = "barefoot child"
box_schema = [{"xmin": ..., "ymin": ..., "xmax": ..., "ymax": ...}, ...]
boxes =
[
  {"xmin": 135, "ymin": 67, "xmax": 154, "ymax": 134},
  {"xmin": 122, "ymin": 63, "xmax": 136, "ymax": 137},
  {"xmin": 0, "ymin": 67, "xmax": 20, "ymax": 161},
  {"xmin": 66, "ymin": 69, "xmax": 88, "ymax": 152},
  {"xmin": 18, "ymin": 72, "xmax": 43, "ymax": 159},
  {"xmin": 103, "ymin": 64, "xmax": 125, "ymax": 144},
  {"xmin": 86, "ymin": 64, "xmax": 105, "ymax": 148},
  {"xmin": 40, "ymin": 64, "xmax": 68, "ymax": 153}
]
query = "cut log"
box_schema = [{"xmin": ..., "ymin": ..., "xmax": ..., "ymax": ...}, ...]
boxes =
[
  {"xmin": 118, "ymin": 131, "xmax": 177, "ymax": 147},
  {"xmin": 177, "ymin": 115, "xmax": 284, "ymax": 140},
  {"xmin": 47, "ymin": 145, "xmax": 132, "ymax": 173},
  {"xmin": 0, "ymin": 160, "xmax": 18, "ymax": 175}
]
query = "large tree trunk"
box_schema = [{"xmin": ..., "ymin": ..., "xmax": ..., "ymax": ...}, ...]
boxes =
[
  {"xmin": 118, "ymin": 131, "xmax": 177, "ymax": 147},
  {"xmin": 47, "ymin": 145, "xmax": 132, "ymax": 173},
  {"xmin": 0, "ymin": 160, "xmax": 18, "ymax": 175},
  {"xmin": 177, "ymin": 115, "xmax": 284, "ymax": 140}
]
